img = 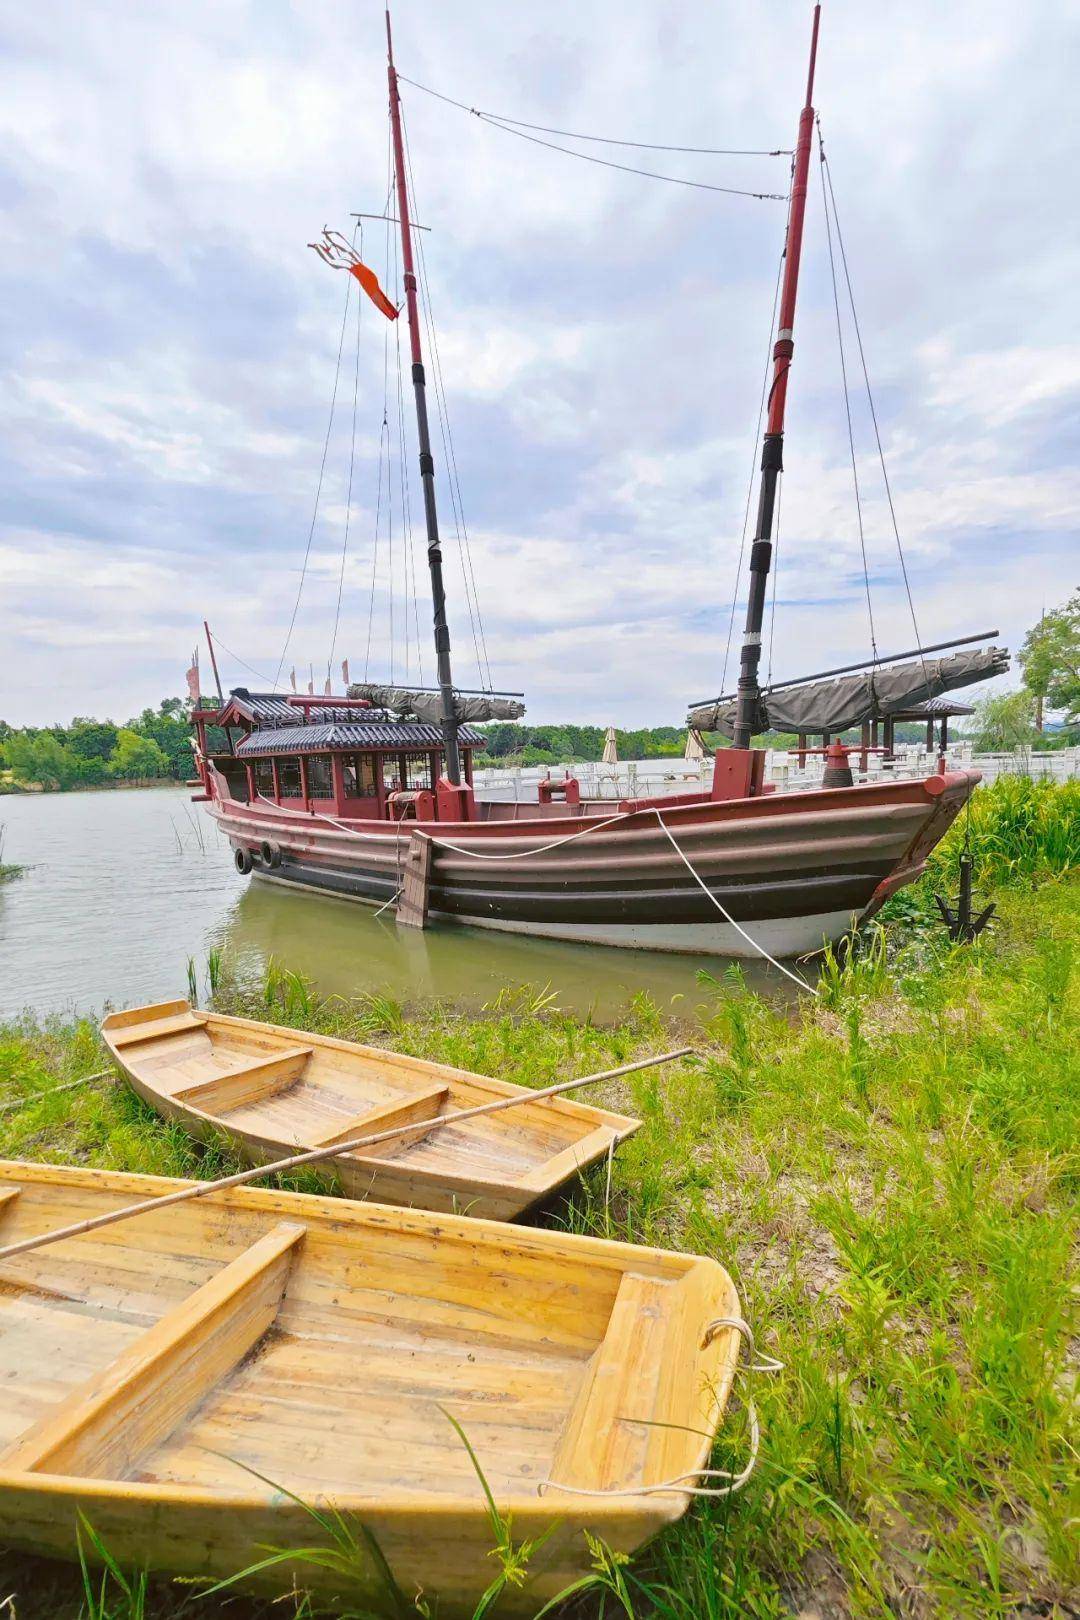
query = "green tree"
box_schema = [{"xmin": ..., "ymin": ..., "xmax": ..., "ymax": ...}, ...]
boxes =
[
  {"xmin": 972, "ymin": 690, "xmax": 1036, "ymax": 752},
  {"xmin": 109, "ymin": 729, "xmax": 169, "ymax": 781},
  {"xmin": 65, "ymin": 718, "xmax": 119, "ymax": 763},
  {"xmin": 1019, "ymin": 591, "xmax": 1080, "ymax": 733},
  {"xmin": 127, "ymin": 699, "xmax": 193, "ymax": 780},
  {"xmin": 6, "ymin": 733, "xmax": 82, "ymax": 790}
]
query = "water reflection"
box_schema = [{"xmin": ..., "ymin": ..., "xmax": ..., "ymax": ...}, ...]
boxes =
[{"xmin": 215, "ymin": 878, "xmax": 784, "ymax": 1024}]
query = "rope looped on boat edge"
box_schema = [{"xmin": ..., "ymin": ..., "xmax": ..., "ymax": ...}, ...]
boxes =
[{"xmin": 536, "ymin": 1316, "xmax": 783, "ymax": 1501}]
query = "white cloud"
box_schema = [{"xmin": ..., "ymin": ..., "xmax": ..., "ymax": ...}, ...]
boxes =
[{"xmin": 1, "ymin": 0, "xmax": 1077, "ymax": 728}]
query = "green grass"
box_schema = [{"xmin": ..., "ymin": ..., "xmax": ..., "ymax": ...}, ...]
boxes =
[{"xmin": 0, "ymin": 794, "xmax": 1077, "ymax": 1617}]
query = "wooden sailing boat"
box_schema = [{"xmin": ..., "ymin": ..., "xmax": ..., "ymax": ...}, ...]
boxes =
[
  {"xmin": 192, "ymin": 7, "xmax": 996, "ymax": 958},
  {"xmin": 0, "ymin": 1159, "xmax": 742, "ymax": 1614},
  {"xmin": 101, "ymin": 1000, "xmax": 638, "ymax": 1220}
]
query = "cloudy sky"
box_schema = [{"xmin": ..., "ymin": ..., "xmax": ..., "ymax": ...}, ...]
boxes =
[{"xmin": 2, "ymin": 0, "xmax": 1076, "ymax": 728}]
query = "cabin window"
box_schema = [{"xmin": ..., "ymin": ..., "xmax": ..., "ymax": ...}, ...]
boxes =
[
  {"xmin": 277, "ymin": 757, "xmax": 302, "ymax": 797},
  {"xmin": 403, "ymin": 752, "xmax": 435, "ymax": 791},
  {"xmin": 253, "ymin": 759, "xmax": 275, "ymax": 798},
  {"xmin": 342, "ymin": 752, "xmax": 377, "ymax": 796},
  {"xmin": 304, "ymin": 755, "xmax": 334, "ymax": 798}
]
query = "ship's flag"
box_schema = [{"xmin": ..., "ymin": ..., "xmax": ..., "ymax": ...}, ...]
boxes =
[
  {"xmin": 310, "ymin": 229, "xmax": 399, "ymax": 321},
  {"xmin": 290, "ymin": 668, "xmax": 297, "ymax": 692},
  {"xmin": 324, "ymin": 677, "xmax": 332, "ymax": 696},
  {"xmin": 341, "ymin": 659, "xmax": 350, "ymax": 686},
  {"xmin": 186, "ymin": 649, "xmax": 200, "ymax": 704}
]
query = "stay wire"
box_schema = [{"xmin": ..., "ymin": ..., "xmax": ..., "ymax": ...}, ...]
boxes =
[
  {"xmin": 398, "ymin": 76, "xmax": 788, "ymax": 155},
  {"xmin": 721, "ymin": 192, "xmax": 789, "ymax": 694},
  {"xmin": 365, "ymin": 138, "xmax": 396, "ymax": 682},
  {"xmin": 817, "ymin": 120, "xmax": 927, "ymax": 684},
  {"xmin": 328, "ymin": 225, "xmax": 364, "ymax": 683},
  {"xmin": 274, "ymin": 252, "xmax": 353, "ymax": 691},
  {"xmin": 401, "ymin": 106, "xmax": 494, "ymax": 689},
  {"xmin": 202, "ymin": 635, "xmax": 276, "ymax": 690},
  {"xmin": 398, "ymin": 76, "xmax": 787, "ymax": 197},
  {"xmin": 817, "ymin": 126, "xmax": 877, "ymax": 657}
]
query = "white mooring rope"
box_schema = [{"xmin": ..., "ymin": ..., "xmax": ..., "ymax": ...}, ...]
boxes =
[{"xmin": 536, "ymin": 1317, "xmax": 783, "ymax": 1500}]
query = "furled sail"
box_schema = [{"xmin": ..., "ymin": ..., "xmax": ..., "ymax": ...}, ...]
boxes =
[
  {"xmin": 348, "ymin": 684, "xmax": 526, "ymax": 724},
  {"xmin": 688, "ymin": 646, "xmax": 1009, "ymax": 737}
]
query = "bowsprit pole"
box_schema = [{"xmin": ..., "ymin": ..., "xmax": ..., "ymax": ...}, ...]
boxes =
[
  {"xmin": 732, "ymin": 4, "xmax": 821, "ymax": 752},
  {"xmin": 386, "ymin": 10, "xmax": 462, "ymax": 786}
]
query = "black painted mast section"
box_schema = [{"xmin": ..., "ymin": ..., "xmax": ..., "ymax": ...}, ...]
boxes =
[
  {"xmin": 732, "ymin": 5, "xmax": 821, "ymax": 751},
  {"xmin": 386, "ymin": 10, "xmax": 461, "ymax": 784}
]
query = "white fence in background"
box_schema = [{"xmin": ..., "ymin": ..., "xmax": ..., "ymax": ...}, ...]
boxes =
[{"xmin": 473, "ymin": 745, "xmax": 1080, "ymax": 802}]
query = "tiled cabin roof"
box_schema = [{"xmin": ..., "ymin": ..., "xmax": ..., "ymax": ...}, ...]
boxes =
[
  {"xmin": 225, "ymin": 690, "xmax": 369, "ymax": 726},
  {"xmin": 234, "ymin": 721, "xmax": 483, "ymax": 755}
]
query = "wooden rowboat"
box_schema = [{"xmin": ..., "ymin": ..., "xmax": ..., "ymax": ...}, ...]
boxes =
[
  {"xmin": 102, "ymin": 1001, "xmax": 640, "ymax": 1221},
  {"xmin": 0, "ymin": 1160, "xmax": 743, "ymax": 1615}
]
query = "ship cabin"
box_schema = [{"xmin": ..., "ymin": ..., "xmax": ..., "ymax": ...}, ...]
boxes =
[{"xmin": 191, "ymin": 690, "xmax": 484, "ymax": 823}]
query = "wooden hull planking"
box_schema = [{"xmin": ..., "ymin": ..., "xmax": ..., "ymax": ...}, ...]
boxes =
[
  {"xmin": 206, "ymin": 771, "xmax": 978, "ymax": 955},
  {"xmin": 0, "ymin": 1162, "xmax": 741, "ymax": 1615},
  {"xmin": 101, "ymin": 1004, "xmax": 640, "ymax": 1221}
]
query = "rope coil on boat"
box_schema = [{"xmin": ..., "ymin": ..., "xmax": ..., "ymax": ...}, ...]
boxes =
[{"xmin": 537, "ymin": 1317, "xmax": 784, "ymax": 1501}]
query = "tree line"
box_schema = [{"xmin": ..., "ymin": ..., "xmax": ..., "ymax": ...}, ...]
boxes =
[{"xmin": 0, "ymin": 700, "xmax": 194, "ymax": 791}]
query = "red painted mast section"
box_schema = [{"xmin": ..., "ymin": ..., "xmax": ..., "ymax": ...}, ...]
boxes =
[
  {"xmin": 731, "ymin": 4, "xmax": 821, "ymax": 752},
  {"xmin": 385, "ymin": 9, "xmax": 462, "ymax": 786}
]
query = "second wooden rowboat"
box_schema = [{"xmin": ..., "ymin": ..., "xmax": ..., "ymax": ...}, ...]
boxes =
[
  {"xmin": 0, "ymin": 1160, "xmax": 744, "ymax": 1616},
  {"xmin": 102, "ymin": 1001, "xmax": 640, "ymax": 1220}
]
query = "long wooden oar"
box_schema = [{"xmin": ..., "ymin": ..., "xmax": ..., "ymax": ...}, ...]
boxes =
[{"xmin": 0, "ymin": 1047, "xmax": 695, "ymax": 1261}]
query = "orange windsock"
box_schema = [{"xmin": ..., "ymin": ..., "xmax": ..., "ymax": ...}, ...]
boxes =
[{"xmin": 349, "ymin": 260, "xmax": 398, "ymax": 321}]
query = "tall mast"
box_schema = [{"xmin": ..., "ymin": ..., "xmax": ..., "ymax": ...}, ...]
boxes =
[
  {"xmin": 386, "ymin": 10, "xmax": 461, "ymax": 783},
  {"xmin": 732, "ymin": 4, "xmax": 821, "ymax": 752}
]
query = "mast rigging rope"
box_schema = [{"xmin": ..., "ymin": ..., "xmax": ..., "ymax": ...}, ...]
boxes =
[
  {"xmin": 399, "ymin": 75, "xmax": 791, "ymax": 160},
  {"xmin": 327, "ymin": 227, "xmax": 364, "ymax": 683},
  {"xmin": 816, "ymin": 120, "xmax": 927, "ymax": 685},
  {"xmin": 397, "ymin": 76, "xmax": 785, "ymax": 200},
  {"xmin": 721, "ymin": 205, "xmax": 789, "ymax": 696},
  {"xmin": 402, "ymin": 106, "xmax": 495, "ymax": 690},
  {"xmin": 274, "ymin": 249, "xmax": 354, "ymax": 692},
  {"xmin": 818, "ymin": 131, "xmax": 877, "ymax": 658}
]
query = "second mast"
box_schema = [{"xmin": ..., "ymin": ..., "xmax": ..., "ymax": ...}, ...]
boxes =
[{"xmin": 731, "ymin": 4, "xmax": 821, "ymax": 753}]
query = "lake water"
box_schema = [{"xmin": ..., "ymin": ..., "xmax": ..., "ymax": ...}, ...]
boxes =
[{"xmin": 0, "ymin": 786, "xmax": 792, "ymax": 1025}]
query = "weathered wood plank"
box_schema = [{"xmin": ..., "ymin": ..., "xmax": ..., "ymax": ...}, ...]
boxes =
[
  {"xmin": 396, "ymin": 830, "xmax": 432, "ymax": 929},
  {"xmin": 109, "ymin": 1012, "xmax": 208, "ymax": 1050},
  {"xmin": 172, "ymin": 1048, "xmax": 313, "ymax": 1113}
]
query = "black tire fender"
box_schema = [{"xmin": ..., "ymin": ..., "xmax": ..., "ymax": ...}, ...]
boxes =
[
  {"xmin": 234, "ymin": 846, "xmax": 254, "ymax": 875},
  {"xmin": 260, "ymin": 840, "xmax": 282, "ymax": 870}
]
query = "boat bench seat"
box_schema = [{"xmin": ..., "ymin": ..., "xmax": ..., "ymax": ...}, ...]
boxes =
[
  {"xmin": 171, "ymin": 1048, "xmax": 314, "ymax": 1113},
  {"xmin": 108, "ymin": 1011, "xmax": 209, "ymax": 1050},
  {"xmin": 547, "ymin": 1269, "xmax": 681, "ymax": 1494},
  {"xmin": 314, "ymin": 1082, "xmax": 450, "ymax": 1157}
]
